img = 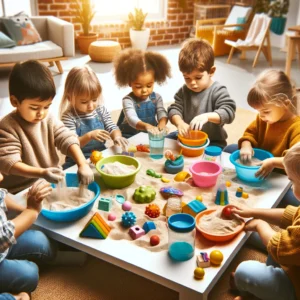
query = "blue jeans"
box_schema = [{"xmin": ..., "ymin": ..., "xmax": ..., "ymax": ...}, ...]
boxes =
[
  {"xmin": 0, "ymin": 294, "xmax": 15, "ymax": 300},
  {"xmin": 0, "ymin": 230, "xmax": 57, "ymax": 294},
  {"xmin": 234, "ymin": 259, "xmax": 296, "ymax": 300}
]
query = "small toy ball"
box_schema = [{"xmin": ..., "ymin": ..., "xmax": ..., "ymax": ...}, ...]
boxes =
[
  {"xmin": 108, "ymin": 213, "xmax": 116, "ymax": 221},
  {"xmin": 225, "ymin": 181, "xmax": 231, "ymax": 187},
  {"xmin": 90, "ymin": 150, "xmax": 102, "ymax": 164},
  {"xmin": 196, "ymin": 195, "xmax": 203, "ymax": 202},
  {"xmin": 145, "ymin": 203, "xmax": 160, "ymax": 218},
  {"xmin": 210, "ymin": 250, "xmax": 223, "ymax": 265},
  {"xmin": 121, "ymin": 211, "xmax": 136, "ymax": 228},
  {"xmin": 150, "ymin": 235, "xmax": 160, "ymax": 246},
  {"xmin": 194, "ymin": 267, "xmax": 205, "ymax": 280},
  {"xmin": 221, "ymin": 205, "xmax": 237, "ymax": 220},
  {"xmin": 122, "ymin": 201, "xmax": 132, "ymax": 211}
]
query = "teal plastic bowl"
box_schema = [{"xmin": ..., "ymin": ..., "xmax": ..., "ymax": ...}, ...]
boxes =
[
  {"xmin": 229, "ymin": 148, "xmax": 273, "ymax": 183},
  {"xmin": 41, "ymin": 173, "xmax": 100, "ymax": 222},
  {"xmin": 95, "ymin": 155, "xmax": 141, "ymax": 189}
]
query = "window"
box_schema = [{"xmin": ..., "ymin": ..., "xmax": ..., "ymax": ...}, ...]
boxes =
[
  {"xmin": 0, "ymin": 0, "xmax": 36, "ymax": 17},
  {"xmin": 92, "ymin": 0, "xmax": 166, "ymax": 23}
]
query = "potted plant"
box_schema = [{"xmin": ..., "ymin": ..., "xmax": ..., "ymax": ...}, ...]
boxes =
[
  {"xmin": 74, "ymin": 0, "xmax": 98, "ymax": 54},
  {"xmin": 268, "ymin": 0, "xmax": 289, "ymax": 35},
  {"xmin": 128, "ymin": 8, "xmax": 149, "ymax": 50}
]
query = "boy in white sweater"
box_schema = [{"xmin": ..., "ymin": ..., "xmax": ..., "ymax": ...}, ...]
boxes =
[{"xmin": 0, "ymin": 60, "xmax": 94, "ymax": 194}]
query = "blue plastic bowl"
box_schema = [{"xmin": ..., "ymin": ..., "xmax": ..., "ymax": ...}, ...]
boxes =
[
  {"xmin": 229, "ymin": 148, "xmax": 273, "ymax": 183},
  {"xmin": 41, "ymin": 173, "xmax": 100, "ymax": 222}
]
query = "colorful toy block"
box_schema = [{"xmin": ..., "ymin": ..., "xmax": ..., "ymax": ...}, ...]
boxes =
[
  {"xmin": 215, "ymin": 183, "xmax": 229, "ymax": 206},
  {"xmin": 236, "ymin": 187, "xmax": 243, "ymax": 197},
  {"xmin": 142, "ymin": 221, "xmax": 156, "ymax": 233},
  {"xmin": 129, "ymin": 225, "xmax": 145, "ymax": 240},
  {"xmin": 80, "ymin": 212, "xmax": 111, "ymax": 239},
  {"xmin": 98, "ymin": 197, "xmax": 112, "ymax": 212},
  {"xmin": 197, "ymin": 252, "xmax": 210, "ymax": 268},
  {"xmin": 182, "ymin": 200, "xmax": 207, "ymax": 217}
]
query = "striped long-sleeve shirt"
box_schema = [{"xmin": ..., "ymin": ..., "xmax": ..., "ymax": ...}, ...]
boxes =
[
  {"xmin": 0, "ymin": 189, "xmax": 16, "ymax": 263},
  {"xmin": 61, "ymin": 105, "xmax": 118, "ymax": 133}
]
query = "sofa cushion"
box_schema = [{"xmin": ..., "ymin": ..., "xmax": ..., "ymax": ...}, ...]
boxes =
[
  {"xmin": 0, "ymin": 41, "xmax": 63, "ymax": 63},
  {"xmin": 0, "ymin": 32, "xmax": 16, "ymax": 48},
  {"xmin": 1, "ymin": 12, "xmax": 42, "ymax": 45}
]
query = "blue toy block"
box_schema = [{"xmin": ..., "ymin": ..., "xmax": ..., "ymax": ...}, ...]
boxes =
[
  {"xmin": 142, "ymin": 221, "xmax": 156, "ymax": 233},
  {"xmin": 98, "ymin": 197, "xmax": 112, "ymax": 212},
  {"xmin": 215, "ymin": 185, "xmax": 229, "ymax": 206},
  {"xmin": 182, "ymin": 200, "xmax": 207, "ymax": 217},
  {"xmin": 80, "ymin": 223, "xmax": 104, "ymax": 239}
]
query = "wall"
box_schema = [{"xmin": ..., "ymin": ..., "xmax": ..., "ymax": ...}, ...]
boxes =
[{"xmin": 37, "ymin": 0, "xmax": 194, "ymax": 48}]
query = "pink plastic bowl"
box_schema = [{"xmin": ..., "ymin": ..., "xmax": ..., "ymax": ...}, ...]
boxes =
[{"xmin": 189, "ymin": 161, "xmax": 222, "ymax": 188}]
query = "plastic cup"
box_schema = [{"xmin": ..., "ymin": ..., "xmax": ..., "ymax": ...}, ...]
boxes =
[{"xmin": 148, "ymin": 131, "xmax": 165, "ymax": 159}]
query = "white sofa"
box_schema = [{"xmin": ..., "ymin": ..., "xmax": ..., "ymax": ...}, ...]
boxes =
[{"xmin": 0, "ymin": 16, "xmax": 74, "ymax": 73}]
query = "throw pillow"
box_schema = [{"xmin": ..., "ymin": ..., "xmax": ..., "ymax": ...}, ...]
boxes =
[
  {"xmin": 236, "ymin": 17, "xmax": 246, "ymax": 31},
  {"xmin": 0, "ymin": 31, "xmax": 16, "ymax": 48},
  {"xmin": 1, "ymin": 12, "xmax": 42, "ymax": 46}
]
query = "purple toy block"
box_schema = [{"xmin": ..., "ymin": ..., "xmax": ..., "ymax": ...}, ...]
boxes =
[
  {"xmin": 142, "ymin": 221, "xmax": 156, "ymax": 233},
  {"xmin": 129, "ymin": 225, "xmax": 145, "ymax": 240}
]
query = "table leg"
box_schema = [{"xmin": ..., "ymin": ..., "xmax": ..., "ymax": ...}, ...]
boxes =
[
  {"xmin": 179, "ymin": 288, "xmax": 207, "ymax": 300},
  {"xmin": 285, "ymin": 37, "xmax": 294, "ymax": 78}
]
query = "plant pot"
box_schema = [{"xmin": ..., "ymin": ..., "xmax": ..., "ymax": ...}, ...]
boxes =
[
  {"xmin": 270, "ymin": 17, "xmax": 287, "ymax": 35},
  {"xmin": 129, "ymin": 28, "xmax": 150, "ymax": 50},
  {"xmin": 77, "ymin": 33, "xmax": 98, "ymax": 54}
]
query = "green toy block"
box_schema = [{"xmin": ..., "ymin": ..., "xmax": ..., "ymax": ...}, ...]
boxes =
[
  {"xmin": 80, "ymin": 223, "xmax": 104, "ymax": 239},
  {"xmin": 98, "ymin": 197, "xmax": 112, "ymax": 212}
]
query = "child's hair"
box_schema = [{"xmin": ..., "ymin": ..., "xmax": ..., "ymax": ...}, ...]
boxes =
[
  {"xmin": 114, "ymin": 49, "xmax": 171, "ymax": 87},
  {"xmin": 178, "ymin": 38, "xmax": 214, "ymax": 74},
  {"xmin": 247, "ymin": 69, "xmax": 298, "ymax": 114},
  {"xmin": 284, "ymin": 142, "xmax": 300, "ymax": 180},
  {"xmin": 9, "ymin": 60, "xmax": 56, "ymax": 103},
  {"xmin": 60, "ymin": 65, "xmax": 102, "ymax": 118}
]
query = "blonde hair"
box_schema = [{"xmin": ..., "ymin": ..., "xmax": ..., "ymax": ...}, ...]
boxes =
[
  {"xmin": 283, "ymin": 142, "xmax": 300, "ymax": 180},
  {"xmin": 247, "ymin": 69, "xmax": 298, "ymax": 114},
  {"xmin": 60, "ymin": 65, "xmax": 102, "ymax": 118}
]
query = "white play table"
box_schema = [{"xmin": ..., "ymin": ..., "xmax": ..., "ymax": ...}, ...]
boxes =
[{"xmin": 12, "ymin": 133, "xmax": 291, "ymax": 300}]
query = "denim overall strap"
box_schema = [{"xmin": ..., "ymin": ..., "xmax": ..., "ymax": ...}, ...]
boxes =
[{"xmin": 118, "ymin": 92, "xmax": 158, "ymax": 139}]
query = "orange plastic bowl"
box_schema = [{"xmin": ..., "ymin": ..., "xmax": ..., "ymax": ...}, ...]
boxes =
[
  {"xmin": 195, "ymin": 209, "xmax": 245, "ymax": 242},
  {"xmin": 177, "ymin": 138, "xmax": 210, "ymax": 157},
  {"xmin": 178, "ymin": 130, "xmax": 208, "ymax": 147}
]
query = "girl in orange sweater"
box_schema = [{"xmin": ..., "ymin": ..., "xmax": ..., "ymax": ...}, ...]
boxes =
[
  {"xmin": 230, "ymin": 142, "xmax": 300, "ymax": 300},
  {"xmin": 225, "ymin": 69, "xmax": 300, "ymax": 207}
]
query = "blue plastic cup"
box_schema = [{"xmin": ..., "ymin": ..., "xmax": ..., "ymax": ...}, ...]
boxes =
[{"xmin": 148, "ymin": 131, "xmax": 165, "ymax": 159}]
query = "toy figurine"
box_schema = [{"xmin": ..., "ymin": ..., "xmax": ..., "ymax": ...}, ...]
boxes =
[
  {"xmin": 164, "ymin": 150, "xmax": 175, "ymax": 161},
  {"xmin": 214, "ymin": 182, "xmax": 229, "ymax": 206},
  {"xmin": 136, "ymin": 144, "xmax": 150, "ymax": 153},
  {"xmin": 90, "ymin": 150, "xmax": 103, "ymax": 164},
  {"xmin": 236, "ymin": 187, "xmax": 243, "ymax": 198},
  {"xmin": 146, "ymin": 169, "xmax": 162, "ymax": 178},
  {"xmin": 164, "ymin": 150, "xmax": 184, "ymax": 174}
]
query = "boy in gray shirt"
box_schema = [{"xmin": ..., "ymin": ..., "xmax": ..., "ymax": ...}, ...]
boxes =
[{"xmin": 168, "ymin": 38, "xmax": 236, "ymax": 148}]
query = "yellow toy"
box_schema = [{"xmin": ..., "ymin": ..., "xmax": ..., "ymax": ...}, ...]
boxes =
[
  {"xmin": 161, "ymin": 177, "xmax": 170, "ymax": 183},
  {"xmin": 90, "ymin": 150, "xmax": 102, "ymax": 164},
  {"xmin": 225, "ymin": 181, "xmax": 231, "ymax": 187},
  {"xmin": 242, "ymin": 192, "xmax": 249, "ymax": 199},
  {"xmin": 194, "ymin": 267, "xmax": 205, "ymax": 279},
  {"xmin": 210, "ymin": 250, "xmax": 223, "ymax": 265},
  {"xmin": 174, "ymin": 171, "xmax": 191, "ymax": 182},
  {"xmin": 195, "ymin": 195, "xmax": 202, "ymax": 202}
]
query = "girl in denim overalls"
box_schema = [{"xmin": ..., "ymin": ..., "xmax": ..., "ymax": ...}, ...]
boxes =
[
  {"xmin": 60, "ymin": 66, "xmax": 128, "ymax": 169},
  {"xmin": 114, "ymin": 49, "xmax": 171, "ymax": 138}
]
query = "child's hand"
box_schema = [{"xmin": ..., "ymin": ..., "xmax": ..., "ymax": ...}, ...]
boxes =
[
  {"xmin": 177, "ymin": 122, "xmax": 190, "ymax": 137},
  {"xmin": 231, "ymin": 206, "xmax": 255, "ymax": 219},
  {"xmin": 240, "ymin": 145, "xmax": 253, "ymax": 163},
  {"xmin": 255, "ymin": 158, "xmax": 274, "ymax": 179},
  {"xmin": 42, "ymin": 167, "xmax": 64, "ymax": 183},
  {"xmin": 78, "ymin": 163, "xmax": 94, "ymax": 185},
  {"xmin": 114, "ymin": 136, "xmax": 129, "ymax": 150},
  {"xmin": 90, "ymin": 129, "xmax": 111, "ymax": 142},
  {"xmin": 27, "ymin": 179, "xmax": 52, "ymax": 213},
  {"xmin": 190, "ymin": 114, "xmax": 209, "ymax": 131},
  {"xmin": 146, "ymin": 125, "xmax": 160, "ymax": 135}
]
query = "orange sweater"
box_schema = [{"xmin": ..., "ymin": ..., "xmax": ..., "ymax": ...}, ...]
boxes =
[
  {"xmin": 238, "ymin": 115, "xmax": 300, "ymax": 157},
  {"xmin": 268, "ymin": 206, "xmax": 300, "ymax": 300}
]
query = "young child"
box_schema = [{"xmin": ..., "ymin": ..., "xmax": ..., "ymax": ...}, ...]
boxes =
[
  {"xmin": 60, "ymin": 66, "xmax": 128, "ymax": 168},
  {"xmin": 230, "ymin": 142, "xmax": 300, "ymax": 300},
  {"xmin": 0, "ymin": 60, "xmax": 94, "ymax": 194},
  {"xmin": 225, "ymin": 69, "xmax": 300, "ymax": 207},
  {"xmin": 113, "ymin": 48, "xmax": 171, "ymax": 138},
  {"xmin": 0, "ymin": 176, "xmax": 57, "ymax": 297},
  {"xmin": 167, "ymin": 38, "xmax": 236, "ymax": 148}
]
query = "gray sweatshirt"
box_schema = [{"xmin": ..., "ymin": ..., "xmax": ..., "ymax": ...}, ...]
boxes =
[{"xmin": 168, "ymin": 81, "xmax": 236, "ymax": 148}]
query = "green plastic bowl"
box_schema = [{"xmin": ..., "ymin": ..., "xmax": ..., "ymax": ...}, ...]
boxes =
[{"xmin": 95, "ymin": 155, "xmax": 141, "ymax": 189}]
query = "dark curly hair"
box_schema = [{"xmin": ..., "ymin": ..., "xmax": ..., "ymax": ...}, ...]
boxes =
[
  {"xmin": 114, "ymin": 49, "xmax": 171, "ymax": 87},
  {"xmin": 179, "ymin": 38, "xmax": 214, "ymax": 74}
]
